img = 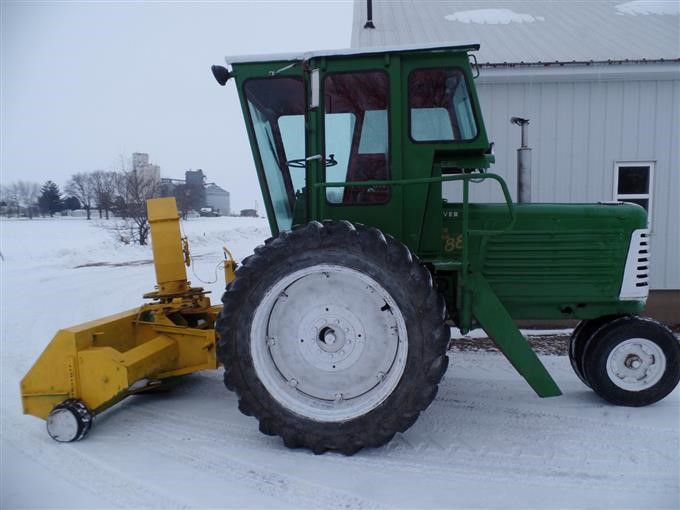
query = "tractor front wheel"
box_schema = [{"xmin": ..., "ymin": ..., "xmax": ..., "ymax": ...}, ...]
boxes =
[
  {"xmin": 216, "ymin": 221, "xmax": 449, "ymax": 454},
  {"xmin": 582, "ymin": 316, "xmax": 680, "ymax": 406},
  {"xmin": 569, "ymin": 315, "xmax": 622, "ymax": 387}
]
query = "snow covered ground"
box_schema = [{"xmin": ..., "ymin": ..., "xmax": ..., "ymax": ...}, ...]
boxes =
[{"xmin": 1, "ymin": 216, "xmax": 678, "ymax": 509}]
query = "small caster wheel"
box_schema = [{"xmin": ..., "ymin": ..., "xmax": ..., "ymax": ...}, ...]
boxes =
[
  {"xmin": 583, "ymin": 316, "xmax": 680, "ymax": 406},
  {"xmin": 46, "ymin": 399, "xmax": 93, "ymax": 442}
]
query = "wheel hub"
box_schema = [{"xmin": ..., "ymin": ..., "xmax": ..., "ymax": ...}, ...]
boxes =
[
  {"xmin": 606, "ymin": 338, "xmax": 666, "ymax": 391},
  {"xmin": 46, "ymin": 399, "xmax": 93, "ymax": 442},
  {"xmin": 624, "ymin": 354, "xmax": 643, "ymax": 370},
  {"xmin": 46, "ymin": 408, "xmax": 79, "ymax": 442},
  {"xmin": 320, "ymin": 327, "xmax": 337, "ymax": 347},
  {"xmin": 297, "ymin": 304, "xmax": 366, "ymax": 373}
]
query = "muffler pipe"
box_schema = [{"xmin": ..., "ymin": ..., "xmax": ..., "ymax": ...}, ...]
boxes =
[{"xmin": 511, "ymin": 117, "xmax": 531, "ymax": 203}]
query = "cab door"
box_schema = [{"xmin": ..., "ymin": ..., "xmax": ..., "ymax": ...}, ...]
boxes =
[{"xmin": 308, "ymin": 56, "xmax": 403, "ymax": 241}]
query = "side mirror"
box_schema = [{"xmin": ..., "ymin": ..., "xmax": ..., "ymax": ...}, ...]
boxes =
[{"xmin": 211, "ymin": 65, "xmax": 232, "ymax": 86}]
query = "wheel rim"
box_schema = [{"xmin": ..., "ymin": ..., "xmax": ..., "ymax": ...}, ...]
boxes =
[
  {"xmin": 250, "ymin": 264, "xmax": 408, "ymax": 422},
  {"xmin": 46, "ymin": 408, "xmax": 79, "ymax": 442},
  {"xmin": 605, "ymin": 338, "xmax": 667, "ymax": 391}
]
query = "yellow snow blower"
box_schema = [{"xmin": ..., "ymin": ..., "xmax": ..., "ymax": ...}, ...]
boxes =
[{"xmin": 20, "ymin": 197, "xmax": 234, "ymax": 441}]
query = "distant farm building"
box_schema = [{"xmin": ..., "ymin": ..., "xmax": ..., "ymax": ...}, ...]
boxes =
[
  {"xmin": 160, "ymin": 169, "xmax": 230, "ymax": 216},
  {"xmin": 205, "ymin": 183, "xmax": 231, "ymax": 216},
  {"xmin": 132, "ymin": 152, "xmax": 161, "ymax": 186},
  {"xmin": 240, "ymin": 208, "xmax": 258, "ymax": 218}
]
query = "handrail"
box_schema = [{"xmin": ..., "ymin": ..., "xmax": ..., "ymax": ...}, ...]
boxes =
[{"xmin": 314, "ymin": 172, "xmax": 516, "ymax": 234}]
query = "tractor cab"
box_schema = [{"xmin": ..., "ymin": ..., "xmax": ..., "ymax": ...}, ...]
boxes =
[{"xmin": 214, "ymin": 43, "xmax": 492, "ymax": 254}]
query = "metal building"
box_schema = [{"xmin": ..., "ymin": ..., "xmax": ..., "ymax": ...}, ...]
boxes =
[
  {"xmin": 352, "ymin": 0, "xmax": 679, "ymax": 321},
  {"xmin": 205, "ymin": 183, "xmax": 231, "ymax": 216},
  {"xmin": 131, "ymin": 152, "xmax": 161, "ymax": 185}
]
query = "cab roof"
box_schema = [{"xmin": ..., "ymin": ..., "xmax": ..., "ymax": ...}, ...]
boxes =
[{"xmin": 225, "ymin": 41, "xmax": 480, "ymax": 66}]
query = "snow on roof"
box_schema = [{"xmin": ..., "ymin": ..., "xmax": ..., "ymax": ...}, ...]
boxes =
[
  {"xmin": 352, "ymin": 0, "xmax": 680, "ymax": 64},
  {"xmin": 444, "ymin": 8, "xmax": 545, "ymax": 25},
  {"xmin": 615, "ymin": 1, "xmax": 680, "ymax": 16},
  {"xmin": 224, "ymin": 41, "xmax": 479, "ymax": 65}
]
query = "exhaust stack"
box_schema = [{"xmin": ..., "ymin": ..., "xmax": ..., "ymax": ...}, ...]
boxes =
[
  {"xmin": 364, "ymin": 0, "xmax": 375, "ymax": 28},
  {"xmin": 511, "ymin": 117, "xmax": 531, "ymax": 203}
]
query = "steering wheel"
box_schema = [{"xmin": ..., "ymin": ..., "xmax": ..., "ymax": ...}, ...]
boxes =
[{"xmin": 286, "ymin": 154, "xmax": 338, "ymax": 168}]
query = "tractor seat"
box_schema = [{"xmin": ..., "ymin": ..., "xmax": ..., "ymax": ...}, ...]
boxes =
[{"xmin": 344, "ymin": 154, "xmax": 390, "ymax": 204}]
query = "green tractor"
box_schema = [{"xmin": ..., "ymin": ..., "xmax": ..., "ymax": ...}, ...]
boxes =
[{"xmin": 211, "ymin": 43, "xmax": 679, "ymax": 455}]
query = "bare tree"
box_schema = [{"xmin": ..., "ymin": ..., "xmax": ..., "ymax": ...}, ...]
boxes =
[
  {"xmin": 1, "ymin": 183, "xmax": 20, "ymax": 217},
  {"xmin": 112, "ymin": 168, "xmax": 160, "ymax": 245},
  {"xmin": 0, "ymin": 181, "xmax": 41, "ymax": 217},
  {"xmin": 16, "ymin": 181, "xmax": 41, "ymax": 219},
  {"xmin": 91, "ymin": 170, "xmax": 118, "ymax": 219},
  {"xmin": 65, "ymin": 173, "xmax": 96, "ymax": 219}
]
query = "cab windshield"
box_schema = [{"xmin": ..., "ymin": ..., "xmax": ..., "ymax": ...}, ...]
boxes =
[{"xmin": 244, "ymin": 77, "xmax": 304, "ymax": 231}]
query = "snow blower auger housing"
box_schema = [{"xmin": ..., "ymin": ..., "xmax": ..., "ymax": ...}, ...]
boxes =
[{"xmin": 21, "ymin": 198, "xmax": 226, "ymax": 442}]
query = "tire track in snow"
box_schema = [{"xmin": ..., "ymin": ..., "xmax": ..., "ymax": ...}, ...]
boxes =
[
  {"xmin": 116, "ymin": 398, "xmax": 677, "ymax": 496},
  {"xmin": 118, "ymin": 407, "xmax": 384, "ymax": 509},
  {"xmin": 432, "ymin": 385, "xmax": 679, "ymax": 464},
  {"xmin": 1, "ymin": 412, "xmax": 191, "ymax": 509}
]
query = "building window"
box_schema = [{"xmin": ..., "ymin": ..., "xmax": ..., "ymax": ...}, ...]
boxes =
[{"xmin": 614, "ymin": 162, "xmax": 654, "ymax": 226}]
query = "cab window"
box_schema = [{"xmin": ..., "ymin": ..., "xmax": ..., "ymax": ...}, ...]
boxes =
[
  {"xmin": 323, "ymin": 71, "xmax": 390, "ymax": 204},
  {"xmin": 243, "ymin": 77, "xmax": 304, "ymax": 232},
  {"xmin": 409, "ymin": 68, "xmax": 477, "ymax": 142}
]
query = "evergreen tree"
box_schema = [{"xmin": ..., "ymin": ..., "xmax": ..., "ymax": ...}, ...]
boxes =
[
  {"xmin": 63, "ymin": 196, "xmax": 81, "ymax": 211},
  {"xmin": 38, "ymin": 181, "xmax": 63, "ymax": 217}
]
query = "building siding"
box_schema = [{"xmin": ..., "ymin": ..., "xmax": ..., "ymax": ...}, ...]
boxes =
[
  {"xmin": 205, "ymin": 185, "xmax": 231, "ymax": 216},
  {"xmin": 463, "ymin": 76, "xmax": 679, "ymax": 289}
]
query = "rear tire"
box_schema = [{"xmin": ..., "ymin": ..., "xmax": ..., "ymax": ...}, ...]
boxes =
[
  {"xmin": 216, "ymin": 221, "xmax": 449, "ymax": 454},
  {"xmin": 582, "ymin": 316, "xmax": 680, "ymax": 406}
]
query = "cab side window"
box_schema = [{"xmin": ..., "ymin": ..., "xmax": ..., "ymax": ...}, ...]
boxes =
[
  {"xmin": 409, "ymin": 68, "xmax": 477, "ymax": 142},
  {"xmin": 324, "ymin": 71, "xmax": 390, "ymax": 204}
]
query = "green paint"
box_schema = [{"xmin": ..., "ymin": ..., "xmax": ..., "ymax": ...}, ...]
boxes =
[{"xmin": 469, "ymin": 272, "xmax": 562, "ymax": 397}]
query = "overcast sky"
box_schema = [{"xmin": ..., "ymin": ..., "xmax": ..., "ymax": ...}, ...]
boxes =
[{"xmin": 1, "ymin": 1, "xmax": 353, "ymax": 212}]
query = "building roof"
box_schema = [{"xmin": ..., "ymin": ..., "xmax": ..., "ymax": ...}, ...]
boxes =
[
  {"xmin": 352, "ymin": 1, "xmax": 680, "ymax": 64},
  {"xmin": 206, "ymin": 183, "xmax": 229, "ymax": 195}
]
